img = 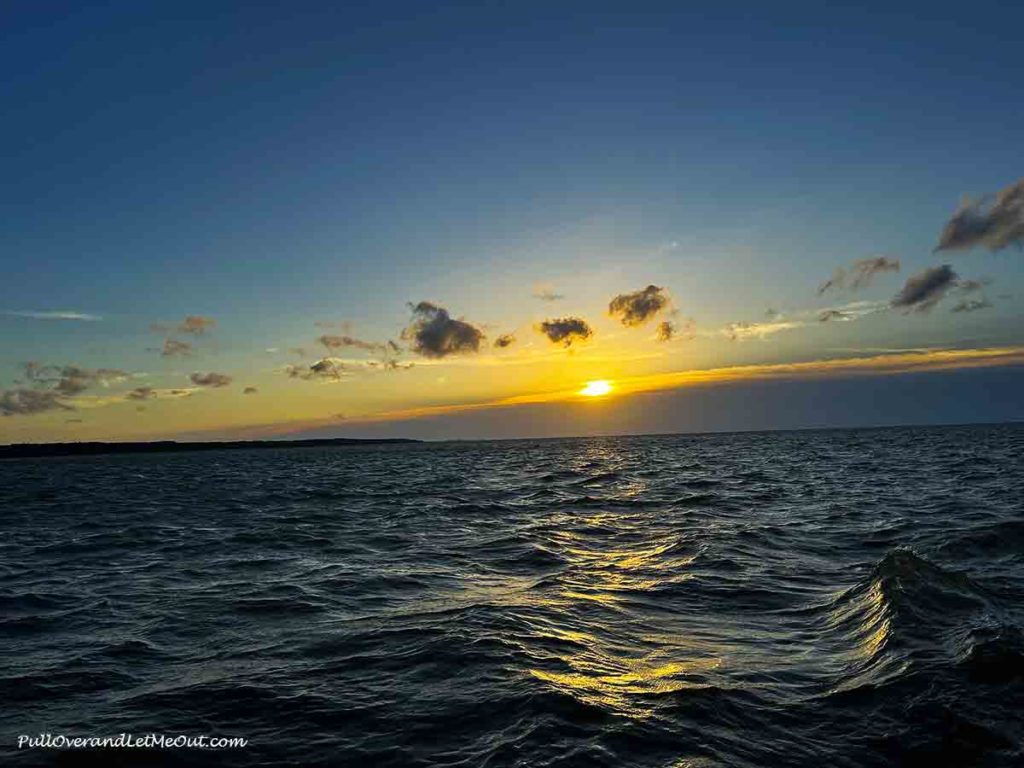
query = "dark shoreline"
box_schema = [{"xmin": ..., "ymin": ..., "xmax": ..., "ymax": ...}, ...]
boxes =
[{"xmin": 0, "ymin": 437, "xmax": 421, "ymax": 460}]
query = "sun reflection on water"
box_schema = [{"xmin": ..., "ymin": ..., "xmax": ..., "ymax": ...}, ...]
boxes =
[{"xmin": 523, "ymin": 502, "xmax": 722, "ymax": 718}]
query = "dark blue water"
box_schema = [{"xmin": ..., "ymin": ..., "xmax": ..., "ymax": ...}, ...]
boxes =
[{"xmin": 2, "ymin": 425, "xmax": 1023, "ymax": 766}]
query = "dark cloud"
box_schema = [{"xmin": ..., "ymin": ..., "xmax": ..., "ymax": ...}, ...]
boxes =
[
  {"xmin": 494, "ymin": 333, "xmax": 516, "ymax": 348},
  {"xmin": 126, "ymin": 386, "xmax": 156, "ymax": 401},
  {"xmin": 178, "ymin": 315, "xmax": 216, "ymax": 335},
  {"xmin": 818, "ymin": 256, "xmax": 901, "ymax": 295},
  {"xmin": 538, "ymin": 317, "xmax": 593, "ymax": 347},
  {"xmin": 160, "ymin": 339, "xmax": 193, "ymax": 357},
  {"xmin": 891, "ymin": 265, "xmax": 959, "ymax": 313},
  {"xmin": 765, "ymin": 308, "xmax": 780, "ymax": 320},
  {"xmin": 656, "ymin": 321, "xmax": 675, "ymax": 341},
  {"xmin": 189, "ymin": 372, "xmax": 233, "ymax": 388},
  {"xmin": 608, "ymin": 285, "xmax": 670, "ymax": 326},
  {"xmin": 318, "ymin": 334, "xmax": 387, "ymax": 353},
  {"xmin": 935, "ymin": 178, "xmax": 1024, "ymax": 252},
  {"xmin": 818, "ymin": 309, "xmax": 849, "ymax": 322},
  {"xmin": 402, "ymin": 302, "xmax": 484, "ymax": 358},
  {"xmin": 0, "ymin": 389, "xmax": 71, "ymax": 416},
  {"xmin": 243, "ymin": 386, "xmax": 258, "ymax": 394},
  {"xmin": 951, "ymin": 298, "xmax": 993, "ymax": 313}
]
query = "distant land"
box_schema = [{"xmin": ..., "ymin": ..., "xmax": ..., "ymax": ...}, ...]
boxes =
[{"xmin": 0, "ymin": 437, "xmax": 421, "ymax": 460}]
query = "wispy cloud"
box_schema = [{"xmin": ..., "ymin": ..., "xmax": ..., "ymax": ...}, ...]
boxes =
[
  {"xmin": 1, "ymin": 362, "xmax": 129, "ymax": 416},
  {"xmin": 178, "ymin": 315, "xmax": 216, "ymax": 335},
  {"xmin": 317, "ymin": 334, "xmax": 391, "ymax": 354},
  {"xmin": 950, "ymin": 298, "xmax": 993, "ymax": 313},
  {"xmin": 0, "ymin": 389, "xmax": 71, "ymax": 416},
  {"xmin": 2, "ymin": 310, "xmax": 101, "ymax": 321},
  {"xmin": 657, "ymin": 317, "xmax": 696, "ymax": 342},
  {"xmin": 532, "ymin": 283, "xmax": 565, "ymax": 302},
  {"xmin": 818, "ymin": 256, "xmax": 900, "ymax": 295},
  {"xmin": 301, "ymin": 347, "xmax": 1024, "ymax": 427},
  {"xmin": 286, "ymin": 358, "xmax": 347, "ymax": 382},
  {"xmin": 723, "ymin": 319, "xmax": 805, "ymax": 340},
  {"xmin": 160, "ymin": 339, "xmax": 193, "ymax": 357}
]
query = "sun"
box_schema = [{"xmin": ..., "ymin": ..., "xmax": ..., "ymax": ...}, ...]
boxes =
[{"xmin": 580, "ymin": 380, "xmax": 613, "ymax": 397}]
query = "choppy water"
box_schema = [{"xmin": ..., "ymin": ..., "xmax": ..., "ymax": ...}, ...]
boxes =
[{"xmin": 2, "ymin": 424, "xmax": 1023, "ymax": 767}]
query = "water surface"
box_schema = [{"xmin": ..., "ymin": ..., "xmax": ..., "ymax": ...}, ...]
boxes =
[{"xmin": 2, "ymin": 425, "xmax": 1023, "ymax": 766}]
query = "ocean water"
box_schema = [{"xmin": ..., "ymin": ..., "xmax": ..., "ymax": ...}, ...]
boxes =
[{"xmin": 2, "ymin": 424, "xmax": 1023, "ymax": 767}]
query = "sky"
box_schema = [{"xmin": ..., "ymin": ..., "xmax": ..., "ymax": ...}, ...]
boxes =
[{"xmin": 2, "ymin": 1, "xmax": 1023, "ymax": 443}]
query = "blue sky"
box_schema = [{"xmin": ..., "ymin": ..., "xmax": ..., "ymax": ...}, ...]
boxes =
[{"xmin": 2, "ymin": 1, "xmax": 1022, "ymax": 441}]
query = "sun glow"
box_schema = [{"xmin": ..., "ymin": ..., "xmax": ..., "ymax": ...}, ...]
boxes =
[{"xmin": 580, "ymin": 380, "xmax": 613, "ymax": 397}]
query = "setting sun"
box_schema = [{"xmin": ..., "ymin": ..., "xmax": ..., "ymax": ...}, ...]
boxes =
[{"xmin": 580, "ymin": 380, "xmax": 613, "ymax": 397}]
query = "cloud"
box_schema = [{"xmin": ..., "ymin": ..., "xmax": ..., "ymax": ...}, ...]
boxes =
[
  {"xmin": 2, "ymin": 310, "xmax": 101, "ymax": 321},
  {"xmin": 24, "ymin": 363, "xmax": 129, "ymax": 396},
  {"xmin": 243, "ymin": 386, "xmax": 258, "ymax": 394},
  {"xmin": 957, "ymin": 278, "xmax": 988, "ymax": 294},
  {"xmin": 494, "ymin": 333, "xmax": 516, "ymax": 348},
  {"xmin": 2, "ymin": 362, "xmax": 127, "ymax": 416},
  {"xmin": 951, "ymin": 298, "xmax": 993, "ymax": 313},
  {"xmin": 891, "ymin": 265, "xmax": 959, "ymax": 313},
  {"xmin": 532, "ymin": 284, "xmax": 565, "ymax": 302},
  {"xmin": 765, "ymin": 308, "xmax": 780, "ymax": 320},
  {"xmin": 318, "ymin": 334, "xmax": 387, "ymax": 353},
  {"xmin": 160, "ymin": 339, "xmax": 193, "ymax": 357},
  {"xmin": 189, "ymin": 372, "xmax": 233, "ymax": 388},
  {"xmin": 178, "ymin": 315, "xmax": 216, "ymax": 335},
  {"xmin": 935, "ymin": 178, "xmax": 1024, "ymax": 252},
  {"xmin": 537, "ymin": 317, "xmax": 593, "ymax": 347},
  {"xmin": 657, "ymin": 317, "xmax": 696, "ymax": 342},
  {"xmin": 286, "ymin": 358, "xmax": 346, "ymax": 381},
  {"xmin": 0, "ymin": 389, "xmax": 71, "ymax": 416},
  {"xmin": 818, "ymin": 309, "xmax": 849, "ymax": 322},
  {"xmin": 402, "ymin": 302, "xmax": 484, "ymax": 358},
  {"xmin": 126, "ymin": 386, "xmax": 156, "ymax": 401},
  {"xmin": 724, "ymin": 319, "xmax": 804, "ymax": 341},
  {"xmin": 608, "ymin": 285, "xmax": 670, "ymax": 326},
  {"xmin": 818, "ymin": 256, "xmax": 901, "ymax": 295}
]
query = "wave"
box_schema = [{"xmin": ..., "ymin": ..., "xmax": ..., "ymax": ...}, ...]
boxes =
[{"xmin": 826, "ymin": 549, "xmax": 1008, "ymax": 691}]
